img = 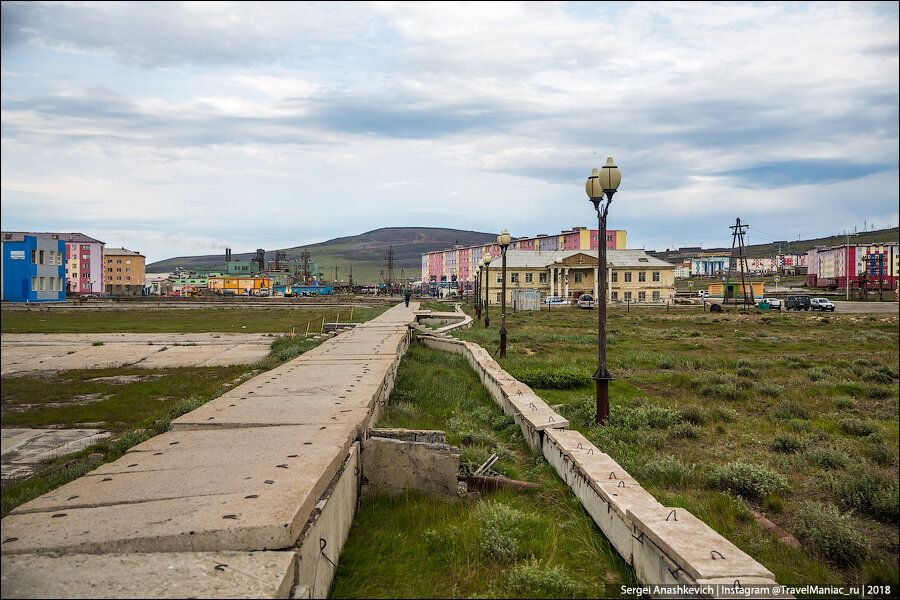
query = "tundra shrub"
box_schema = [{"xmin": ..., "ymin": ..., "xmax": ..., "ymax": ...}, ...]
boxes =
[
  {"xmin": 772, "ymin": 401, "xmax": 809, "ymax": 420},
  {"xmin": 832, "ymin": 471, "xmax": 899, "ymax": 523},
  {"xmin": 475, "ymin": 502, "xmax": 542, "ymax": 562},
  {"xmin": 771, "ymin": 435, "xmax": 806, "ymax": 453},
  {"xmin": 794, "ymin": 501, "xmax": 868, "ymax": 566},
  {"xmin": 805, "ymin": 447, "xmax": 851, "ymax": 470},
  {"xmin": 708, "ymin": 462, "xmax": 789, "ymax": 500},
  {"xmin": 511, "ymin": 366, "xmax": 588, "ymax": 390},
  {"xmin": 506, "ymin": 559, "xmax": 580, "ymax": 598},
  {"xmin": 839, "ymin": 418, "xmax": 877, "ymax": 437}
]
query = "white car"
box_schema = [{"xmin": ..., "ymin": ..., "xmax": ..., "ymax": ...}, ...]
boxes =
[
  {"xmin": 811, "ymin": 297, "xmax": 836, "ymax": 312},
  {"xmin": 758, "ymin": 297, "xmax": 781, "ymax": 310},
  {"xmin": 577, "ymin": 294, "xmax": 595, "ymax": 309}
]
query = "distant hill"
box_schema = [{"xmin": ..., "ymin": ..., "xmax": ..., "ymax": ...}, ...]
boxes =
[
  {"xmin": 651, "ymin": 227, "xmax": 899, "ymax": 261},
  {"xmin": 146, "ymin": 227, "xmax": 498, "ymax": 283}
]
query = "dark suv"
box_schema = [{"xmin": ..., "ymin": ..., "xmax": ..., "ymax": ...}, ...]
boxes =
[{"xmin": 784, "ymin": 295, "xmax": 811, "ymax": 311}]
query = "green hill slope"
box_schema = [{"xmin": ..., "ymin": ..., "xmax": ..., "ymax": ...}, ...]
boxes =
[{"xmin": 146, "ymin": 227, "xmax": 497, "ymax": 283}]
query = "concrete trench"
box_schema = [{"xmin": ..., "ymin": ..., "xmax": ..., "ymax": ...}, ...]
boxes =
[{"xmin": 0, "ymin": 303, "xmax": 418, "ymax": 599}]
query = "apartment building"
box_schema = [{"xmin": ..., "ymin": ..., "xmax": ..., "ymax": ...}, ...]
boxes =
[{"xmin": 104, "ymin": 248, "xmax": 146, "ymax": 296}]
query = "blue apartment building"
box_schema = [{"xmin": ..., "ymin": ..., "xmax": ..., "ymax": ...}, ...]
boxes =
[{"xmin": 1, "ymin": 233, "xmax": 67, "ymax": 302}]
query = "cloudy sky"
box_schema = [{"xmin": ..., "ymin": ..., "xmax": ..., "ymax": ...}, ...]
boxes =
[{"xmin": 2, "ymin": 1, "xmax": 898, "ymax": 263}]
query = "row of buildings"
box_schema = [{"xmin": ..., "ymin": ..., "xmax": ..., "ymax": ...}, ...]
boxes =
[
  {"xmin": 806, "ymin": 243, "xmax": 898, "ymax": 291},
  {"xmin": 1, "ymin": 232, "xmax": 146, "ymax": 302},
  {"xmin": 421, "ymin": 227, "xmax": 678, "ymax": 304}
]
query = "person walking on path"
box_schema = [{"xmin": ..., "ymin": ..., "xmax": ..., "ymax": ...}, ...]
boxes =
[{"xmin": 404, "ymin": 289, "xmax": 411, "ymax": 307}]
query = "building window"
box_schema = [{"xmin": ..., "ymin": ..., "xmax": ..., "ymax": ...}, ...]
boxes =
[
  {"xmin": 32, "ymin": 277, "xmax": 38, "ymax": 291},
  {"xmin": 511, "ymin": 273, "xmax": 519, "ymax": 284},
  {"xmin": 125, "ymin": 268, "xmax": 131, "ymax": 273},
  {"xmin": 525, "ymin": 273, "xmax": 533, "ymax": 284},
  {"xmin": 652, "ymin": 291, "xmax": 661, "ymax": 302},
  {"xmin": 539, "ymin": 272, "xmax": 547, "ymax": 284},
  {"xmin": 116, "ymin": 268, "xmax": 122, "ymax": 272},
  {"xmin": 117, "ymin": 276, "xmax": 122, "ymax": 281},
  {"xmin": 496, "ymin": 273, "xmax": 502, "ymax": 284},
  {"xmin": 624, "ymin": 291, "xmax": 632, "ymax": 301},
  {"xmin": 624, "ymin": 272, "xmax": 632, "ymax": 283},
  {"xmin": 652, "ymin": 271, "xmax": 660, "ymax": 282},
  {"xmin": 611, "ymin": 291, "xmax": 618, "ymax": 300},
  {"xmin": 638, "ymin": 272, "xmax": 646, "ymax": 282},
  {"xmin": 126, "ymin": 259, "xmax": 131, "ymax": 264},
  {"xmin": 639, "ymin": 291, "xmax": 646, "ymax": 301},
  {"xmin": 39, "ymin": 250, "xmax": 45, "ymax": 264},
  {"xmin": 126, "ymin": 276, "xmax": 131, "ymax": 281},
  {"xmin": 107, "ymin": 268, "xmax": 112, "ymax": 273},
  {"xmin": 39, "ymin": 277, "xmax": 46, "ymax": 291},
  {"xmin": 611, "ymin": 271, "xmax": 618, "ymax": 282},
  {"xmin": 82, "ymin": 254, "xmax": 89, "ymax": 260},
  {"xmin": 574, "ymin": 272, "xmax": 583, "ymax": 283}
]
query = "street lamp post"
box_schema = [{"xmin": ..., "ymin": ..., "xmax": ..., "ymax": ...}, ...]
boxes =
[
  {"xmin": 497, "ymin": 230, "xmax": 512, "ymax": 358},
  {"xmin": 475, "ymin": 264, "xmax": 482, "ymax": 320},
  {"xmin": 586, "ymin": 157, "xmax": 622, "ymax": 425},
  {"xmin": 482, "ymin": 254, "xmax": 493, "ymax": 327}
]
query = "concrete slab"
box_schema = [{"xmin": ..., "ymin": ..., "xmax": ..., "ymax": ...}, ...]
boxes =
[
  {"xmin": 629, "ymin": 505, "xmax": 775, "ymax": 581},
  {"xmin": 1, "ymin": 428, "xmax": 112, "ymax": 482},
  {"xmin": 171, "ymin": 394, "xmax": 374, "ymax": 429},
  {"xmin": 1, "ymin": 333, "xmax": 275, "ymax": 373},
  {"xmin": 3, "ymin": 427, "xmax": 352, "ymax": 554},
  {"xmin": 0, "ymin": 551, "xmax": 296, "ymax": 599}
]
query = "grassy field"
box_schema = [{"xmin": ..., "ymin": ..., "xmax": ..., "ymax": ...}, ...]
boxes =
[
  {"xmin": 332, "ymin": 343, "xmax": 635, "ymax": 599},
  {"xmin": 0, "ymin": 305, "xmax": 390, "ymax": 517},
  {"xmin": 450, "ymin": 304, "xmax": 899, "ymax": 586},
  {"xmin": 0, "ymin": 305, "xmax": 389, "ymax": 334}
]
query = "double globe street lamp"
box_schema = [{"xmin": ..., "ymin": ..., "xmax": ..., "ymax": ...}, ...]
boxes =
[{"xmin": 585, "ymin": 157, "xmax": 622, "ymax": 424}]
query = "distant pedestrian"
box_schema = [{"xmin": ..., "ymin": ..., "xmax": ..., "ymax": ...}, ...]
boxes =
[{"xmin": 404, "ymin": 290, "xmax": 411, "ymax": 307}]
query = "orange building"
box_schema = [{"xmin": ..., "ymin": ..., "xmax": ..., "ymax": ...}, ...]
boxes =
[{"xmin": 104, "ymin": 248, "xmax": 145, "ymax": 296}]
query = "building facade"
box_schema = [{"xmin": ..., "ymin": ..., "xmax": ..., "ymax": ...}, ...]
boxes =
[
  {"xmin": 207, "ymin": 276, "xmax": 272, "ymax": 295},
  {"xmin": 1, "ymin": 233, "xmax": 66, "ymax": 302},
  {"xmin": 104, "ymin": 248, "xmax": 146, "ymax": 296},
  {"xmin": 480, "ymin": 249, "xmax": 675, "ymax": 305},
  {"xmin": 806, "ymin": 243, "xmax": 898, "ymax": 291},
  {"xmin": 422, "ymin": 227, "xmax": 627, "ymax": 286}
]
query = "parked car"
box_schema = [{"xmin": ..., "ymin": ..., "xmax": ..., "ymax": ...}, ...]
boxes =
[
  {"xmin": 757, "ymin": 297, "xmax": 781, "ymax": 310},
  {"xmin": 544, "ymin": 295, "xmax": 567, "ymax": 305},
  {"xmin": 784, "ymin": 295, "xmax": 811, "ymax": 311},
  {"xmin": 811, "ymin": 297, "xmax": 836, "ymax": 312},
  {"xmin": 577, "ymin": 294, "xmax": 595, "ymax": 309}
]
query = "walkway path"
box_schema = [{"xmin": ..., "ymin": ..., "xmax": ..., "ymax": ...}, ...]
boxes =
[{"xmin": 0, "ymin": 302, "xmax": 418, "ymax": 599}]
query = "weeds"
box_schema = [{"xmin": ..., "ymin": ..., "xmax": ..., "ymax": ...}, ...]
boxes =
[
  {"xmin": 708, "ymin": 462, "xmax": 789, "ymax": 500},
  {"xmin": 794, "ymin": 501, "xmax": 868, "ymax": 566}
]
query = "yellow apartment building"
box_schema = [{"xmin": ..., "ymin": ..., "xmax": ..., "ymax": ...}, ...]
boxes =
[{"xmin": 104, "ymin": 248, "xmax": 145, "ymax": 296}]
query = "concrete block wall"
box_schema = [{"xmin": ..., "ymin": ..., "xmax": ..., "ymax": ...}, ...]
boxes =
[{"xmin": 417, "ymin": 333, "xmax": 782, "ymax": 595}]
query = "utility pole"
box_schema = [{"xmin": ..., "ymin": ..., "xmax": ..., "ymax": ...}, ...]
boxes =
[
  {"xmin": 385, "ymin": 246, "xmax": 396, "ymax": 295},
  {"xmin": 334, "ymin": 265, "xmax": 339, "ymax": 287},
  {"xmin": 723, "ymin": 218, "xmax": 754, "ymax": 307}
]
